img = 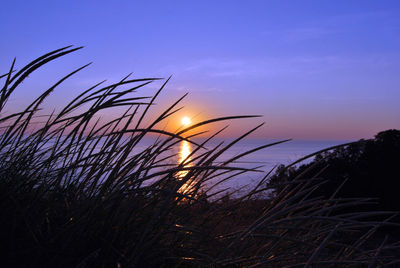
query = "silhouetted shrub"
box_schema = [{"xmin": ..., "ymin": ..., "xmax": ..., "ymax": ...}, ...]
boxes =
[{"xmin": 269, "ymin": 129, "xmax": 400, "ymax": 213}]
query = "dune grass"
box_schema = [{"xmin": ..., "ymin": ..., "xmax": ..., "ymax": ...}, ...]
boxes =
[{"xmin": 0, "ymin": 46, "xmax": 399, "ymax": 267}]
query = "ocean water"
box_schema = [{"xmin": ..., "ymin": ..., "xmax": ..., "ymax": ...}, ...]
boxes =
[
  {"xmin": 159, "ymin": 137, "xmax": 349, "ymax": 193},
  {"xmin": 3, "ymin": 134, "xmax": 349, "ymax": 194}
]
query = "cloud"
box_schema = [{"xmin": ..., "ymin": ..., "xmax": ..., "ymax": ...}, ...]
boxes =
[
  {"xmin": 156, "ymin": 52, "xmax": 400, "ymax": 94},
  {"xmin": 285, "ymin": 27, "xmax": 335, "ymax": 41},
  {"xmin": 160, "ymin": 55, "xmax": 364, "ymax": 79},
  {"xmin": 262, "ymin": 10, "xmax": 399, "ymax": 44},
  {"xmin": 160, "ymin": 58, "xmax": 285, "ymax": 78}
]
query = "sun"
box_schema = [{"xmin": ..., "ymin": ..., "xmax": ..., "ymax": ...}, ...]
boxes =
[{"xmin": 181, "ymin": 116, "xmax": 191, "ymax": 126}]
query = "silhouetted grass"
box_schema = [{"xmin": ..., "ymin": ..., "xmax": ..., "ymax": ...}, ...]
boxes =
[{"xmin": 0, "ymin": 47, "xmax": 398, "ymax": 267}]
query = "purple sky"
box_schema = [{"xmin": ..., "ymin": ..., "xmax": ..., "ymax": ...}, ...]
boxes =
[{"xmin": 1, "ymin": 1, "xmax": 399, "ymax": 140}]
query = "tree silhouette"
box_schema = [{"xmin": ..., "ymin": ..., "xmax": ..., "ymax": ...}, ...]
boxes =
[{"xmin": 268, "ymin": 129, "xmax": 400, "ymax": 213}]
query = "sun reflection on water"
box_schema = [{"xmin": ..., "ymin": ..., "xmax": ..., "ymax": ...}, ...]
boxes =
[
  {"xmin": 179, "ymin": 140, "xmax": 192, "ymax": 165},
  {"xmin": 177, "ymin": 140, "xmax": 193, "ymax": 194}
]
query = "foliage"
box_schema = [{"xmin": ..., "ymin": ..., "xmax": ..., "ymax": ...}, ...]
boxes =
[
  {"xmin": 0, "ymin": 47, "xmax": 399, "ymax": 267},
  {"xmin": 268, "ymin": 129, "xmax": 400, "ymax": 214}
]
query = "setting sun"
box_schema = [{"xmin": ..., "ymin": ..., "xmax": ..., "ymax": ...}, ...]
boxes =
[{"xmin": 181, "ymin": 116, "xmax": 191, "ymax": 126}]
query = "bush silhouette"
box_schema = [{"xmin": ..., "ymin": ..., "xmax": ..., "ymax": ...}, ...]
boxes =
[{"xmin": 269, "ymin": 129, "xmax": 400, "ymax": 213}]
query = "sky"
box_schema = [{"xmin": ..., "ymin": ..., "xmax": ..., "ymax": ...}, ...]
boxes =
[{"xmin": 1, "ymin": 0, "xmax": 399, "ymax": 140}]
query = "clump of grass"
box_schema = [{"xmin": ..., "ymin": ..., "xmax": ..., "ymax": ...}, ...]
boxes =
[{"xmin": 0, "ymin": 46, "xmax": 399, "ymax": 267}]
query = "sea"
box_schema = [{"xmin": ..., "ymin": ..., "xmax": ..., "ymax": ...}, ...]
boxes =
[
  {"xmin": 3, "ymin": 134, "xmax": 350, "ymax": 195},
  {"xmin": 135, "ymin": 137, "xmax": 349, "ymax": 194}
]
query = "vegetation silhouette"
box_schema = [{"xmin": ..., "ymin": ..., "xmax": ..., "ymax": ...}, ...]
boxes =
[
  {"xmin": 268, "ymin": 129, "xmax": 400, "ymax": 214},
  {"xmin": 0, "ymin": 47, "xmax": 399, "ymax": 267}
]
